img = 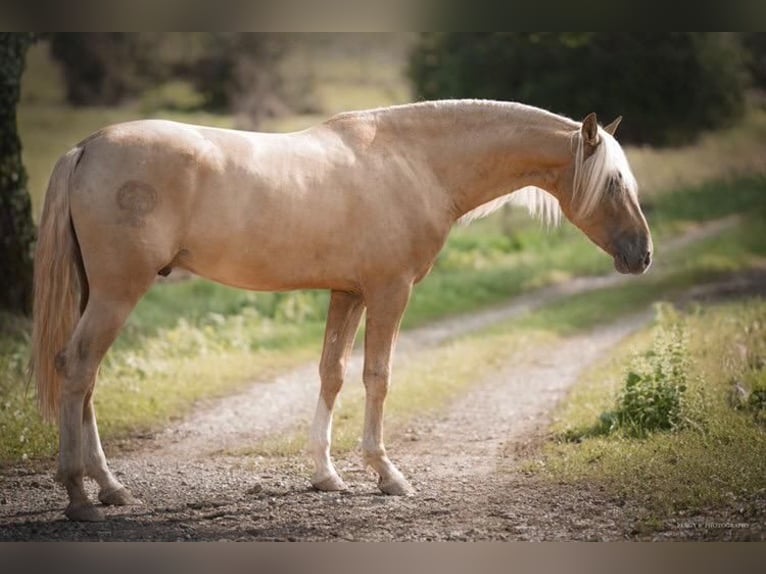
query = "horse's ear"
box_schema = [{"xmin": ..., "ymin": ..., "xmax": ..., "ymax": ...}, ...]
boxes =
[
  {"xmin": 581, "ymin": 112, "xmax": 599, "ymax": 146},
  {"xmin": 604, "ymin": 116, "xmax": 622, "ymax": 136}
]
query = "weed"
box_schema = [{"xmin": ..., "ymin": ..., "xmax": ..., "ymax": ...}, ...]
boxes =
[{"xmin": 613, "ymin": 314, "xmax": 690, "ymax": 436}]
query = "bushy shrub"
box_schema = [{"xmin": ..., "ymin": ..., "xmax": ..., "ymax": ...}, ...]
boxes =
[{"xmin": 599, "ymin": 317, "xmax": 692, "ymax": 437}]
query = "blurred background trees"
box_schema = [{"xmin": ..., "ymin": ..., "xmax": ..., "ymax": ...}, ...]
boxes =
[
  {"xmin": 48, "ymin": 33, "xmax": 290, "ymax": 128},
  {"xmin": 49, "ymin": 33, "xmax": 166, "ymax": 107},
  {"xmin": 409, "ymin": 33, "xmax": 753, "ymax": 146},
  {"xmin": 35, "ymin": 32, "xmax": 766, "ymax": 143},
  {"xmin": 742, "ymin": 32, "xmax": 766, "ymax": 91}
]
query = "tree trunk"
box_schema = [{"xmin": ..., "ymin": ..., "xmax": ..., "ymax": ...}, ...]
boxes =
[{"xmin": 0, "ymin": 33, "xmax": 35, "ymax": 316}]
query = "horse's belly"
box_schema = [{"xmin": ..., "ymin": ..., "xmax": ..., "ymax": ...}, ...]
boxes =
[{"xmin": 177, "ymin": 234, "xmax": 357, "ymax": 292}]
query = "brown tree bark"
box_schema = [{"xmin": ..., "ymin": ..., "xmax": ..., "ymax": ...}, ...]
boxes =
[{"xmin": 0, "ymin": 33, "xmax": 35, "ymax": 316}]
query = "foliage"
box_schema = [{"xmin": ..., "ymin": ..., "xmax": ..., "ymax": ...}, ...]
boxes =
[
  {"xmin": 139, "ymin": 80, "xmax": 206, "ymax": 114},
  {"xmin": 49, "ymin": 33, "xmax": 166, "ymax": 106},
  {"xmin": 742, "ymin": 32, "xmax": 766, "ymax": 89},
  {"xmin": 0, "ymin": 32, "xmax": 35, "ymax": 315},
  {"xmin": 184, "ymin": 33, "xmax": 288, "ymax": 127},
  {"xmin": 600, "ymin": 313, "xmax": 691, "ymax": 437},
  {"xmin": 409, "ymin": 33, "xmax": 748, "ymax": 146}
]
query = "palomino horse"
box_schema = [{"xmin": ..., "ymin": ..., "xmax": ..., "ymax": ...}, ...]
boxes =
[{"xmin": 30, "ymin": 100, "xmax": 652, "ymax": 521}]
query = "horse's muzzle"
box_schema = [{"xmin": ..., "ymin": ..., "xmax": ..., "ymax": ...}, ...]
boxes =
[{"xmin": 614, "ymin": 249, "xmax": 652, "ymax": 275}]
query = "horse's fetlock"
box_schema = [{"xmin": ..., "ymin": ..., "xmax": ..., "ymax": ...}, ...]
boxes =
[
  {"xmin": 55, "ymin": 465, "xmax": 84, "ymax": 486},
  {"xmin": 362, "ymin": 443, "xmax": 386, "ymax": 462}
]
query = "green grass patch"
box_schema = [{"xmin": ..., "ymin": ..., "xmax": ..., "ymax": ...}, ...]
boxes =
[
  {"xmin": 124, "ymin": 283, "xmax": 329, "ymax": 345},
  {"xmin": 646, "ymin": 175, "xmax": 766, "ymax": 235},
  {"xmin": 534, "ymin": 299, "xmax": 766, "ymax": 518}
]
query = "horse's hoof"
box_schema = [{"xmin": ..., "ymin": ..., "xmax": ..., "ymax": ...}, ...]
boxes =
[
  {"xmin": 378, "ymin": 476, "xmax": 415, "ymax": 496},
  {"xmin": 311, "ymin": 473, "xmax": 348, "ymax": 492},
  {"xmin": 65, "ymin": 503, "xmax": 105, "ymax": 522},
  {"xmin": 99, "ymin": 486, "xmax": 140, "ymax": 506}
]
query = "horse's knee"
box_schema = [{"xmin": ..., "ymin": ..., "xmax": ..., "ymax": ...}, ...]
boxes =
[
  {"xmin": 319, "ymin": 356, "xmax": 346, "ymax": 393},
  {"xmin": 363, "ymin": 367, "xmax": 390, "ymax": 396}
]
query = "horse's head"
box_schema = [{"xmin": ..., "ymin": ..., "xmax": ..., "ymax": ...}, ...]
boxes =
[{"xmin": 558, "ymin": 113, "xmax": 653, "ymax": 275}]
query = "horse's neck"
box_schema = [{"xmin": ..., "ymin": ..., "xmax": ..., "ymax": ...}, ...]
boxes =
[{"xmin": 376, "ymin": 103, "xmax": 576, "ymax": 219}]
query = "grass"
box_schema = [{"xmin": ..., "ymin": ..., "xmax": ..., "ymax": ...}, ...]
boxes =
[
  {"xmin": 533, "ymin": 299, "xmax": 766, "ymax": 521},
  {"xmin": 626, "ymin": 105, "xmax": 766, "ymax": 197}
]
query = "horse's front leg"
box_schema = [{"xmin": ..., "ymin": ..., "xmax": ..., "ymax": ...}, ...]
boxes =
[
  {"xmin": 361, "ymin": 281, "xmax": 414, "ymax": 495},
  {"xmin": 310, "ymin": 290, "xmax": 365, "ymax": 491}
]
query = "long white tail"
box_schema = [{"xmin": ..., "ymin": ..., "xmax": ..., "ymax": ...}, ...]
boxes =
[{"xmin": 30, "ymin": 147, "xmax": 86, "ymax": 422}]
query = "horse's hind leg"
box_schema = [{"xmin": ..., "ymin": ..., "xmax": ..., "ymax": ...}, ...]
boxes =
[
  {"xmin": 57, "ymin": 283, "xmax": 151, "ymax": 521},
  {"xmin": 83, "ymin": 391, "xmax": 138, "ymax": 506},
  {"xmin": 310, "ymin": 291, "xmax": 365, "ymax": 491}
]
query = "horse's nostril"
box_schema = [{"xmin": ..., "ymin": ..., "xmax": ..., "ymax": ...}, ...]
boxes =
[{"xmin": 644, "ymin": 251, "xmax": 652, "ymax": 266}]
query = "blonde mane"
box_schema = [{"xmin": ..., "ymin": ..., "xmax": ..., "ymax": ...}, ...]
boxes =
[
  {"xmin": 459, "ymin": 121, "xmax": 637, "ymax": 227},
  {"xmin": 459, "ymin": 186, "xmax": 562, "ymax": 226},
  {"xmin": 571, "ymin": 126, "xmax": 638, "ymax": 217}
]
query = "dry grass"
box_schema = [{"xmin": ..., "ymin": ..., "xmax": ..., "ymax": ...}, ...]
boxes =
[{"xmin": 626, "ymin": 107, "xmax": 766, "ymax": 197}]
